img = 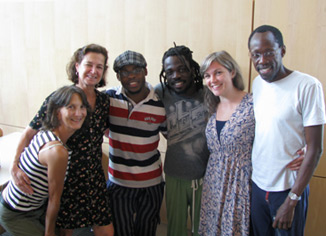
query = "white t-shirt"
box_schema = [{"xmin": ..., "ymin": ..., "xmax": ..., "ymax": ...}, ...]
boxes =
[{"xmin": 252, "ymin": 71, "xmax": 326, "ymax": 191}]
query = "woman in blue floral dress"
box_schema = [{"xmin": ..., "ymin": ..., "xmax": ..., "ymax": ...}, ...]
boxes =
[{"xmin": 198, "ymin": 51, "xmax": 255, "ymax": 236}]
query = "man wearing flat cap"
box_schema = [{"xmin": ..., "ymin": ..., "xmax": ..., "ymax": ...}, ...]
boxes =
[{"xmin": 105, "ymin": 50, "xmax": 167, "ymax": 236}]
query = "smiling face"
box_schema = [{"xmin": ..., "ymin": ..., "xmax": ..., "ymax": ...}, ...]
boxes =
[
  {"xmin": 75, "ymin": 52, "xmax": 105, "ymax": 88},
  {"xmin": 203, "ymin": 61, "xmax": 235, "ymax": 98},
  {"xmin": 249, "ymin": 31, "xmax": 286, "ymax": 83},
  {"xmin": 58, "ymin": 93, "xmax": 87, "ymax": 132},
  {"xmin": 164, "ymin": 55, "xmax": 195, "ymax": 95},
  {"xmin": 117, "ymin": 64, "xmax": 147, "ymax": 96}
]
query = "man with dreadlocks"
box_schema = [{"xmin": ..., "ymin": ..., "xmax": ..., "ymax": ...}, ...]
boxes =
[{"xmin": 155, "ymin": 45, "xmax": 209, "ymax": 236}]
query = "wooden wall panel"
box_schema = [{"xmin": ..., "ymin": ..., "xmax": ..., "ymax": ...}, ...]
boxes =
[
  {"xmin": 0, "ymin": 0, "xmax": 252, "ymax": 227},
  {"xmin": 0, "ymin": 0, "xmax": 325, "ymax": 234},
  {"xmin": 305, "ymin": 177, "xmax": 326, "ymax": 235},
  {"xmin": 0, "ymin": 0, "xmax": 252, "ymax": 132},
  {"xmin": 0, "ymin": 3, "xmax": 29, "ymax": 128}
]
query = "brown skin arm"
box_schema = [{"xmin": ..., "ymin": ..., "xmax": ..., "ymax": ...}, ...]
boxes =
[
  {"xmin": 11, "ymin": 126, "xmax": 37, "ymax": 194},
  {"xmin": 0, "ymin": 225, "xmax": 5, "ymax": 234},
  {"xmin": 102, "ymin": 152, "xmax": 109, "ymax": 181},
  {"xmin": 272, "ymin": 125, "xmax": 323, "ymax": 230},
  {"xmin": 39, "ymin": 144, "xmax": 68, "ymax": 236}
]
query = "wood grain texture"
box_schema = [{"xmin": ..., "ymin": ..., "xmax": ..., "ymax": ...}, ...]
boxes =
[{"xmin": 0, "ymin": 0, "xmax": 325, "ymax": 233}]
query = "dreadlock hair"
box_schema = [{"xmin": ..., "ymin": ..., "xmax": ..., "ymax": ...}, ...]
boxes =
[{"xmin": 159, "ymin": 44, "xmax": 203, "ymax": 96}]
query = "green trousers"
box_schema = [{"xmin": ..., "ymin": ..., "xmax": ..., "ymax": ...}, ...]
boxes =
[
  {"xmin": 0, "ymin": 195, "xmax": 45, "ymax": 236},
  {"xmin": 165, "ymin": 174, "xmax": 203, "ymax": 236}
]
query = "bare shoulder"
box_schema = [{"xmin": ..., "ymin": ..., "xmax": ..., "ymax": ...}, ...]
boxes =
[{"xmin": 39, "ymin": 141, "xmax": 69, "ymax": 166}]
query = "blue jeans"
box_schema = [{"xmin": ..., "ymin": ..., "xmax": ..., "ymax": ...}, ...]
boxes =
[{"xmin": 251, "ymin": 181, "xmax": 309, "ymax": 236}]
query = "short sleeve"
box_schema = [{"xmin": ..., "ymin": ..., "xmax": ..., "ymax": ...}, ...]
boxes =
[
  {"xmin": 29, "ymin": 93, "xmax": 53, "ymax": 130},
  {"xmin": 301, "ymin": 81, "xmax": 326, "ymax": 127}
]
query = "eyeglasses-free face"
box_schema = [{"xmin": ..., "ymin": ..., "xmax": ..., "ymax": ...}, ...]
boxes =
[
  {"xmin": 76, "ymin": 52, "xmax": 105, "ymax": 88},
  {"xmin": 163, "ymin": 55, "xmax": 195, "ymax": 95}
]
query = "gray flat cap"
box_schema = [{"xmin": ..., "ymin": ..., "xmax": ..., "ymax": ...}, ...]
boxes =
[{"xmin": 113, "ymin": 50, "xmax": 147, "ymax": 72}]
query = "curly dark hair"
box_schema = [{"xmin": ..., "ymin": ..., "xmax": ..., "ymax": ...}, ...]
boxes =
[
  {"xmin": 66, "ymin": 44, "xmax": 109, "ymax": 88},
  {"xmin": 42, "ymin": 85, "xmax": 91, "ymax": 130},
  {"xmin": 159, "ymin": 44, "xmax": 203, "ymax": 95}
]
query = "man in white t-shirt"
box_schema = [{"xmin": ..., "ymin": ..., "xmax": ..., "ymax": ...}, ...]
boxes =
[{"xmin": 249, "ymin": 25, "xmax": 326, "ymax": 236}]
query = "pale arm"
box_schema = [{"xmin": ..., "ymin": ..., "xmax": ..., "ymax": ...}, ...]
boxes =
[
  {"xmin": 286, "ymin": 147, "xmax": 305, "ymax": 171},
  {"xmin": 273, "ymin": 125, "xmax": 323, "ymax": 230},
  {"xmin": 40, "ymin": 145, "xmax": 68, "ymax": 236},
  {"xmin": 11, "ymin": 126, "xmax": 38, "ymax": 194}
]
